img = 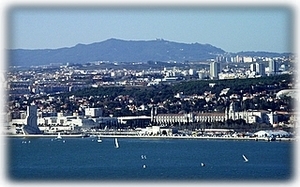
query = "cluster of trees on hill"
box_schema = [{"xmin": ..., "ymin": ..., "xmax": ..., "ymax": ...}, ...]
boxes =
[
  {"xmin": 33, "ymin": 74, "xmax": 292, "ymax": 117},
  {"xmin": 61, "ymin": 74, "xmax": 293, "ymax": 101}
]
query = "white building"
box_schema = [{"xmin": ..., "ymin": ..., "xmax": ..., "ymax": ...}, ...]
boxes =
[
  {"xmin": 254, "ymin": 130, "xmax": 290, "ymax": 138},
  {"xmin": 218, "ymin": 72, "xmax": 236, "ymax": 80},
  {"xmin": 9, "ymin": 105, "xmax": 42, "ymax": 134},
  {"xmin": 9, "ymin": 105, "xmax": 117, "ymax": 134},
  {"xmin": 255, "ymin": 62, "xmax": 266, "ymax": 76},
  {"xmin": 137, "ymin": 126, "xmax": 177, "ymax": 136},
  {"xmin": 194, "ymin": 113, "xmax": 225, "ymax": 123},
  {"xmin": 210, "ymin": 61, "xmax": 221, "ymax": 79},
  {"xmin": 154, "ymin": 113, "xmax": 194, "ymax": 124},
  {"xmin": 225, "ymin": 102, "xmax": 278, "ymax": 124},
  {"xmin": 243, "ymin": 56, "xmax": 253, "ymax": 63},
  {"xmin": 268, "ymin": 59, "xmax": 278, "ymax": 75},
  {"xmin": 250, "ymin": 62, "xmax": 266, "ymax": 76},
  {"xmin": 189, "ymin": 68, "xmax": 195, "ymax": 76},
  {"xmin": 85, "ymin": 107, "xmax": 103, "ymax": 117},
  {"xmin": 276, "ymin": 89, "xmax": 297, "ymax": 99}
]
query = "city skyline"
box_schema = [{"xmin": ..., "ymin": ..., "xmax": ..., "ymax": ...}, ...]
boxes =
[{"xmin": 7, "ymin": 3, "xmax": 294, "ymax": 53}]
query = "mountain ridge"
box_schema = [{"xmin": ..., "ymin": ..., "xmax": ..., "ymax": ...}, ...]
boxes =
[{"xmin": 8, "ymin": 38, "xmax": 290, "ymax": 67}]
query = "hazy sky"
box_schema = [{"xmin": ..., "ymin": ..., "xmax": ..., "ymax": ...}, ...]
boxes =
[{"xmin": 7, "ymin": 5, "xmax": 294, "ymax": 53}]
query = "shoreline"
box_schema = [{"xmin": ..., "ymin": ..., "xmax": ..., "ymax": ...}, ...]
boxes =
[{"xmin": 2, "ymin": 134, "xmax": 296, "ymax": 142}]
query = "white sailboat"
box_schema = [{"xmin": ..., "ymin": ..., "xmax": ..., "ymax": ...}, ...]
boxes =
[
  {"xmin": 242, "ymin": 154, "xmax": 249, "ymax": 162},
  {"xmin": 97, "ymin": 135, "xmax": 102, "ymax": 143},
  {"xmin": 56, "ymin": 132, "xmax": 62, "ymax": 140},
  {"xmin": 114, "ymin": 138, "xmax": 119, "ymax": 148}
]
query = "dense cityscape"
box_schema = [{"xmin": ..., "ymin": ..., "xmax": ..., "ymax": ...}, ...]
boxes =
[
  {"xmin": 3, "ymin": 53, "xmax": 298, "ymax": 140},
  {"xmin": 5, "ymin": 6, "xmax": 298, "ymax": 183}
]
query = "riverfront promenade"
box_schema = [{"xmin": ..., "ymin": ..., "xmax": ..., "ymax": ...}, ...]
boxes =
[{"xmin": 3, "ymin": 133, "xmax": 295, "ymax": 142}]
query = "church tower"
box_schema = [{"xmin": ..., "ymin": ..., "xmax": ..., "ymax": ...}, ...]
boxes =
[{"xmin": 228, "ymin": 101, "xmax": 237, "ymax": 120}]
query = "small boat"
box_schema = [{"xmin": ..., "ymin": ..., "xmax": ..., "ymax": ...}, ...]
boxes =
[
  {"xmin": 97, "ymin": 135, "xmax": 102, "ymax": 143},
  {"xmin": 56, "ymin": 132, "xmax": 62, "ymax": 140},
  {"xmin": 268, "ymin": 135, "xmax": 276, "ymax": 141},
  {"xmin": 114, "ymin": 138, "xmax": 119, "ymax": 148},
  {"xmin": 242, "ymin": 154, "xmax": 249, "ymax": 162},
  {"xmin": 200, "ymin": 162, "xmax": 205, "ymax": 167}
]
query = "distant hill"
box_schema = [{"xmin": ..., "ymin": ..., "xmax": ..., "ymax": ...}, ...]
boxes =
[
  {"xmin": 235, "ymin": 51, "xmax": 292, "ymax": 58},
  {"xmin": 8, "ymin": 38, "xmax": 291, "ymax": 67},
  {"xmin": 8, "ymin": 38, "xmax": 226, "ymax": 67}
]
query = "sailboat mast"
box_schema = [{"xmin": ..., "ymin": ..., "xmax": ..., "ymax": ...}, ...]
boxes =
[
  {"xmin": 242, "ymin": 154, "xmax": 248, "ymax": 162},
  {"xmin": 115, "ymin": 138, "xmax": 119, "ymax": 148}
]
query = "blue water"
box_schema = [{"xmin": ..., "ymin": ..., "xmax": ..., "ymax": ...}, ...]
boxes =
[{"xmin": 6, "ymin": 137, "xmax": 294, "ymax": 182}]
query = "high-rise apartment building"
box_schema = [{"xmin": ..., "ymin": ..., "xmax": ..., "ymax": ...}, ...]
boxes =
[
  {"xmin": 251, "ymin": 62, "xmax": 265, "ymax": 76},
  {"xmin": 210, "ymin": 61, "xmax": 221, "ymax": 79},
  {"xmin": 256, "ymin": 62, "xmax": 266, "ymax": 76},
  {"xmin": 269, "ymin": 59, "xmax": 278, "ymax": 75}
]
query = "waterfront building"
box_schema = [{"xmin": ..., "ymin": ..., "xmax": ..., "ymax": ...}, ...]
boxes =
[
  {"xmin": 117, "ymin": 115, "xmax": 151, "ymax": 127},
  {"xmin": 154, "ymin": 113, "xmax": 193, "ymax": 124},
  {"xmin": 9, "ymin": 105, "xmax": 42, "ymax": 134},
  {"xmin": 254, "ymin": 130, "xmax": 290, "ymax": 138},
  {"xmin": 8, "ymin": 105, "xmax": 118, "ymax": 134},
  {"xmin": 194, "ymin": 113, "xmax": 225, "ymax": 123},
  {"xmin": 24, "ymin": 105, "xmax": 41, "ymax": 134},
  {"xmin": 137, "ymin": 126, "xmax": 178, "ymax": 136},
  {"xmin": 151, "ymin": 100, "xmax": 279, "ymax": 126},
  {"xmin": 225, "ymin": 101, "xmax": 278, "ymax": 124},
  {"xmin": 153, "ymin": 111, "xmax": 225, "ymax": 125}
]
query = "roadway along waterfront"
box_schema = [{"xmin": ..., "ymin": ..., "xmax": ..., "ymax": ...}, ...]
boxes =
[{"xmin": 3, "ymin": 134, "xmax": 295, "ymax": 141}]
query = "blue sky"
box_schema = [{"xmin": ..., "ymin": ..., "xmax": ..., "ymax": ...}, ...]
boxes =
[{"xmin": 7, "ymin": 5, "xmax": 294, "ymax": 53}]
